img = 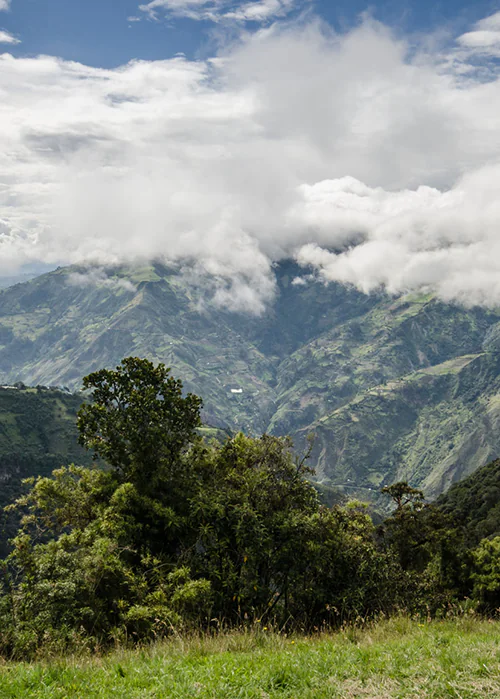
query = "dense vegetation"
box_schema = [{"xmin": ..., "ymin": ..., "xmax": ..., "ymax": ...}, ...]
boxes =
[
  {"xmin": 0, "ymin": 386, "xmax": 92, "ymax": 555},
  {"xmin": 437, "ymin": 458, "xmax": 500, "ymax": 545},
  {"xmin": 0, "ymin": 358, "xmax": 500, "ymax": 660},
  {"xmin": 2, "ymin": 262, "xmax": 500, "ymax": 502}
]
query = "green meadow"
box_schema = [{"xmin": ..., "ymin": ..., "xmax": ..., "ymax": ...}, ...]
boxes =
[{"xmin": 1, "ymin": 618, "xmax": 499, "ymax": 698}]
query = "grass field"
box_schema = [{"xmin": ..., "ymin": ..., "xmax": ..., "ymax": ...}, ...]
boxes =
[{"xmin": 0, "ymin": 617, "xmax": 499, "ymax": 698}]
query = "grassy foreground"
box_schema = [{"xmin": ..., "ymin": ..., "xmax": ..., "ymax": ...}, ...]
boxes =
[{"xmin": 0, "ymin": 617, "xmax": 499, "ymax": 698}]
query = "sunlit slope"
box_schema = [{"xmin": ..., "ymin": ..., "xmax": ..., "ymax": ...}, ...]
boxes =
[
  {"xmin": 0, "ymin": 262, "xmax": 384, "ymax": 435},
  {"xmin": 305, "ymin": 352, "xmax": 500, "ymax": 500},
  {"xmin": 268, "ymin": 294, "xmax": 494, "ymax": 435}
]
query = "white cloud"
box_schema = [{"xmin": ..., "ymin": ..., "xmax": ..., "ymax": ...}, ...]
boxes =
[
  {"xmin": 294, "ymin": 169, "xmax": 500, "ymax": 306},
  {"xmin": 138, "ymin": 0, "xmax": 300, "ymax": 23},
  {"xmin": 0, "ymin": 0, "xmax": 11, "ymax": 11},
  {"xmin": 0, "ymin": 29, "xmax": 19, "ymax": 44},
  {"xmin": 2, "ymin": 16, "xmax": 500, "ymax": 311},
  {"xmin": 139, "ymin": 0, "xmax": 224, "ymax": 21},
  {"xmin": 457, "ymin": 11, "xmax": 500, "ymax": 57},
  {"xmin": 68, "ymin": 268, "xmax": 137, "ymax": 292},
  {"xmin": 221, "ymin": 0, "xmax": 296, "ymax": 22}
]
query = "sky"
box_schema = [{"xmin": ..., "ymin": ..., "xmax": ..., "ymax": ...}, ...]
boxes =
[{"xmin": 2, "ymin": 0, "xmax": 500, "ymax": 312}]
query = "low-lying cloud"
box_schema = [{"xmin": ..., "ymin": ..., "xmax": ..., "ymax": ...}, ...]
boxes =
[
  {"xmin": 68, "ymin": 268, "xmax": 137, "ymax": 293},
  {"xmin": 2, "ymin": 13, "xmax": 500, "ymax": 312}
]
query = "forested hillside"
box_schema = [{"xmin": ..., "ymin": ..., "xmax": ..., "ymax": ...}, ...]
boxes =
[
  {"xmin": 0, "ymin": 386, "xmax": 91, "ymax": 550},
  {"xmin": 0, "ymin": 262, "xmax": 499, "ymax": 501},
  {"xmin": 437, "ymin": 458, "xmax": 500, "ymax": 545}
]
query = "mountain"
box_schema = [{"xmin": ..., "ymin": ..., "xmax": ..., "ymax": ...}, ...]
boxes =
[
  {"xmin": 0, "ymin": 261, "xmax": 499, "ymax": 503},
  {"xmin": 306, "ymin": 352, "xmax": 500, "ymax": 502}
]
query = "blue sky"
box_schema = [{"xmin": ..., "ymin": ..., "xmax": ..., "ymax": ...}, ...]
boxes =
[
  {"xmin": 1, "ymin": 0, "xmax": 499, "ymax": 66},
  {"xmin": 2, "ymin": 0, "xmax": 500, "ymax": 311}
]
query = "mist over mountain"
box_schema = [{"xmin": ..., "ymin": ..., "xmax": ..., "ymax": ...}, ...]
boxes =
[
  {"xmin": 1, "ymin": 261, "xmax": 499, "ymax": 504},
  {"xmin": 3, "ymin": 14, "xmax": 500, "ymax": 314}
]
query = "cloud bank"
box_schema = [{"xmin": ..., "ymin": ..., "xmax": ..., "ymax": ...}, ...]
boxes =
[
  {"xmin": 2, "ymin": 13, "xmax": 500, "ymax": 311},
  {"xmin": 0, "ymin": 1, "xmax": 10, "ymax": 12}
]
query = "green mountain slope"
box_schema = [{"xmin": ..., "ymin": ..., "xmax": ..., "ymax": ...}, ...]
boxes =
[
  {"xmin": 268, "ymin": 293, "xmax": 493, "ymax": 435},
  {"xmin": 0, "ymin": 264, "xmax": 279, "ymax": 434},
  {"xmin": 436, "ymin": 457, "xmax": 500, "ymax": 545},
  {"xmin": 0, "ymin": 385, "xmax": 92, "ymax": 550},
  {"xmin": 305, "ymin": 352, "xmax": 500, "ymax": 503},
  {"xmin": 0, "ymin": 262, "xmax": 499, "ymax": 501}
]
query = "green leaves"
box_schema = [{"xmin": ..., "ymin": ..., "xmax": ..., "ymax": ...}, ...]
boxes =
[
  {"xmin": 77, "ymin": 357, "xmax": 202, "ymax": 487},
  {"xmin": 471, "ymin": 536, "xmax": 500, "ymax": 611}
]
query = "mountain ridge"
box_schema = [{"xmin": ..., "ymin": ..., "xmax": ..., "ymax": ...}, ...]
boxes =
[{"xmin": 1, "ymin": 262, "xmax": 499, "ymax": 503}]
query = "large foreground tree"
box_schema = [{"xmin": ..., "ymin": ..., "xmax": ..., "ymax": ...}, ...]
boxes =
[{"xmin": 77, "ymin": 356, "xmax": 202, "ymax": 487}]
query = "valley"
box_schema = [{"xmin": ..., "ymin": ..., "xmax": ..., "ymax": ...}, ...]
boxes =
[{"xmin": 0, "ymin": 262, "xmax": 499, "ymax": 504}]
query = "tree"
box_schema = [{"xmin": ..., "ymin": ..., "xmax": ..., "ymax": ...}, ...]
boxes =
[
  {"xmin": 381, "ymin": 481, "xmax": 457, "ymax": 586},
  {"xmin": 188, "ymin": 434, "xmax": 394, "ymax": 627},
  {"xmin": 77, "ymin": 357, "xmax": 202, "ymax": 488},
  {"xmin": 471, "ymin": 536, "xmax": 500, "ymax": 612},
  {"xmin": 381, "ymin": 482, "xmax": 424, "ymax": 511},
  {"xmin": 188, "ymin": 433, "xmax": 321, "ymax": 622},
  {"xmin": 76, "ymin": 358, "xmax": 207, "ymax": 560}
]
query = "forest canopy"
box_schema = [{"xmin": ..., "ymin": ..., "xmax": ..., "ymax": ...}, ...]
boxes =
[{"xmin": 0, "ymin": 357, "xmax": 499, "ymax": 659}]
